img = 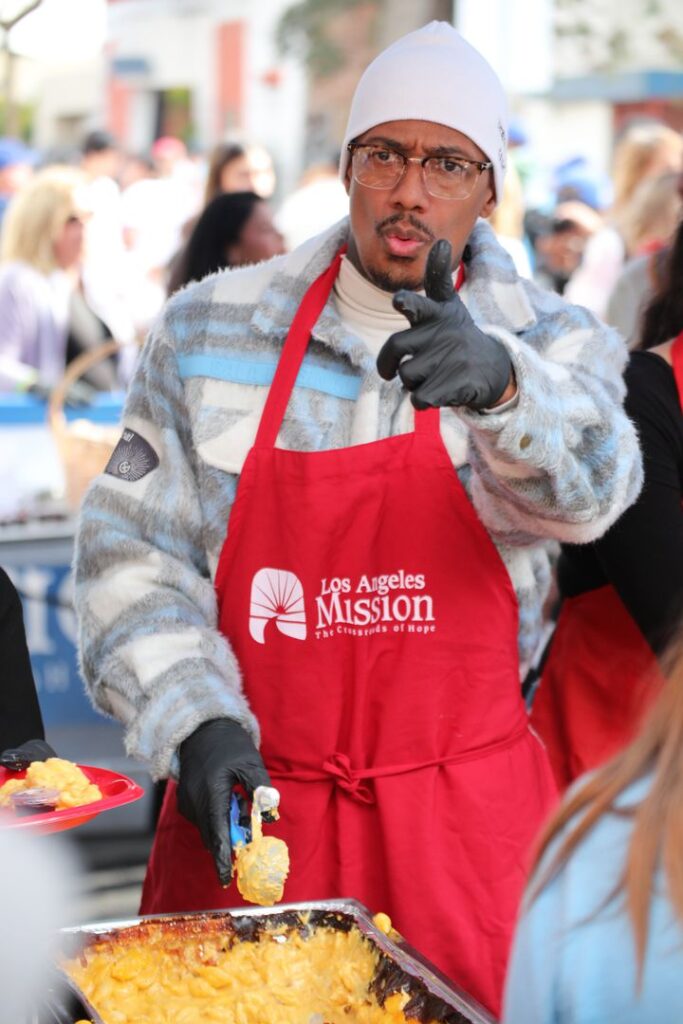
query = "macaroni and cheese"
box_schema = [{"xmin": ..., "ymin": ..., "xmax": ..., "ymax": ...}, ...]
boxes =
[
  {"xmin": 63, "ymin": 916, "xmax": 440, "ymax": 1024},
  {"xmin": 0, "ymin": 758, "xmax": 102, "ymax": 811}
]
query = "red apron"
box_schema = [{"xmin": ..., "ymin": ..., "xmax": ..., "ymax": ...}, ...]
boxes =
[
  {"xmin": 531, "ymin": 331, "xmax": 683, "ymax": 790},
  {"xmin": 141, "ymin": 250, "xmax": 557, "ymax": 1016}
]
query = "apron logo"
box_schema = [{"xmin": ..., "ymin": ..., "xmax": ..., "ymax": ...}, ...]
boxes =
[{"xmin": 249, "ymin": 568, "xmax": 307, "ymax": 644}]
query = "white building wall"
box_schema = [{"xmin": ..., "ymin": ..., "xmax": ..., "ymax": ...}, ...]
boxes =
[
  {"xmin": 242, "ymin": 4, "xmax": 307, "ymax": 196},
  {"xmin": 32, "ymin": 61, "xmax": 104, "ymax": 150},
  {"xmin": 105, "ymin": 0, "xmax": 306, "ymax": 194},
  {"xmin": 106, "ymin": 0, "xmax": 215, "ymax": 142},
  {"xmin": 455, "ymin": 0, "xmax": 614, "ymax": 181},
  {"xmin": 455, "ymin": 0, "xmax": 554, "ymax": 95}
]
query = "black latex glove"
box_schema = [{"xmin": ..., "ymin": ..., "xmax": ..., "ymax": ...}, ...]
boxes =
[
  {"xmin": 176, "ymin": 717, "xmax": 272, "ymax": 886},
  {"xmin": 0, "ymin": 738, "xmax": 57, "ymax": 771},
  {"xmin": 377, "ymin": 239, "xmax": 514, "ymax": 411}
]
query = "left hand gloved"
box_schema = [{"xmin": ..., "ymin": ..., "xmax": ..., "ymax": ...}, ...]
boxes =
[
  {"xmin": 0, "ymin": 739, "xmax": 57, "ymax": 772},
  {"xmin": 377, "ymin": 238, "xmax": 514, "ymax": 411},
  {"xmin": 176, "ymin": 718, "xmax": 273, "ymax": 887}
]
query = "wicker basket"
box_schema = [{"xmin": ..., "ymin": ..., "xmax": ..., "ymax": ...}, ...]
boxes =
[{"xmin": 48, "ymin": 340, "xmax": 124, "ymax": 512}]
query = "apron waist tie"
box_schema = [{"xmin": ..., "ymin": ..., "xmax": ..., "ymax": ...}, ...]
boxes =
[{"xmin": 269, "ymin": 723, "xmax": 530, "ymax": 805}]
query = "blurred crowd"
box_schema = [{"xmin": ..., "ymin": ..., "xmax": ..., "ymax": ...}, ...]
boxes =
[
  {"xmin": 0, "ymin": 118, "xmax": 681, "ymax": 397},
  {"xmin": 0, "ymin": 130, "xmax": 346, "ymax": 395}
]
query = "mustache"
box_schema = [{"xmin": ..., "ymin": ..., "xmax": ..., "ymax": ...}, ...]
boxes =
[{"xmin": 375, "ymin": 213, "xmax": 435, "ymax": 241}]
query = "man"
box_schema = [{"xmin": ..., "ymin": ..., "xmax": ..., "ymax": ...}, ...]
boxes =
[
  {"xmin": 74, "ymin": 23, "xmax": 641, "ymax": 1014},
  {"xmin": 78, "ymin": 129, "xmax": 140, "ymax": 362}
]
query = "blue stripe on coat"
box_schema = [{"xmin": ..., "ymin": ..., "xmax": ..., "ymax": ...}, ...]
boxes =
[{"xmin": 177, "ymin": 353, "xmax": 361, "ymax": 400}]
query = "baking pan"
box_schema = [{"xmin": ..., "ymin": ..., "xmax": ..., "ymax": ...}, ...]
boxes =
[{"xmin": 57, "ymin": 898, "xmax": 496, "ymax": 1024}]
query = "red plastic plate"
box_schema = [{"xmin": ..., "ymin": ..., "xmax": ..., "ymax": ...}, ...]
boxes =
[{"xmin": 0, "ymin": 764, "xmax": 145, "ymax": 833}]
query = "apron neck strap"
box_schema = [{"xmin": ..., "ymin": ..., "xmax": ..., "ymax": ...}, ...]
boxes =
[
  {"xmin": 256, "ymin": 247, "xmax": 345, "ymax": 447},
  {"xmin": 414, "ymin": 407, "xmax": 441, "ymax": 433},
  {"xmin": 255, "ymin": 247, "xmax": 465, "ymax": 448},
  {"xmin": 672, "ymin": 330, "xmax": 683, "ymax": 409}
]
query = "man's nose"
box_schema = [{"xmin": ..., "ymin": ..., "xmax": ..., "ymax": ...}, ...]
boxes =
[{"xmin": 390, "ymin": 159, "xmax": 429, "ymax": 209}]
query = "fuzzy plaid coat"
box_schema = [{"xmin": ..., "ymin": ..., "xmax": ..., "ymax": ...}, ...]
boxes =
[{"xmin": 74, "ymin": 218, "xmax": 642, "ymax": 778}]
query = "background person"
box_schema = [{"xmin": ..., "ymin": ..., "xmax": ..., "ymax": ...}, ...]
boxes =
[
  {"xmin": 0, "ymin": 165, "xmax": 108, "ymax": 391},
  {"xmin": 203, "ymin": 141, "xmax": 252, "ymax": 205},
  {"xmin": 275, "ymin": 160, "xmax": 349, "ymax": 251},
  {"xmin": 605, "ymin": 168, "xmax": 683, "ymax": 348},
  {"xmin": 565, "ymin": 123, "xmax": 683, "ymax": 317},
  {"xmin": 121, "ymin": 135, "xmax": 199, "ymax": 284},
  {"xmin": 78, "ymin": 128, "xmax": 137, "ymax": 360},
  {"xmin": 618, "ymin": 170, "xmax": 682, "ymax": 260},
  {"xmin": 488, "ymin": 159, "xmax": 532, "ymax": 277},
  {"xmin": 532, "ymin": 216, "xmax": 683, "ymax": 789},
  {"xmin": 528, "ymin": 201, "xmax": 603, "ymax": 295},
  {"xmin": 552, "ymin": 154, "xmax": 613, "ymax": 213},
  {"xmin": 74, "ymin": 23, "xmax": 641, "ymax": 1015},
  {"xmin": 118, "ymin": 137, "xmax": 199, "ymax": 335},
  {"xmin": 168, "ymin": 191, "xmax": 285, "ymax": 295},
  {"xmin": 245, "ymin": 142, "xmax": 276, "ymax": 199},
  {"xmin": 504, "ymin": 630, "xmax": 683, "ymax": 1023}
]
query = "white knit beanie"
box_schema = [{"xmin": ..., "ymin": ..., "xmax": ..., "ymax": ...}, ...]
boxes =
[{"xmin": 340, "ymin": 21, "xmax": 508, "ymax": 202}]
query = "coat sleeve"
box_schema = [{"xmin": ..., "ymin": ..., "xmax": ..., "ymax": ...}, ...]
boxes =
[
  {"xmin": 457, "ymin": 282, "xmax": 643, "ymax": 546},
  {"xmin": 73, "ymin": 311, "xmax": 259, "ymax": 781}
]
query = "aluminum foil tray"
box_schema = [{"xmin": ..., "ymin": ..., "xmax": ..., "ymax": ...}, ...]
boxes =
[{"xmin": 57, "ymin": 898, "xmax": 496, "ymax": 1024}]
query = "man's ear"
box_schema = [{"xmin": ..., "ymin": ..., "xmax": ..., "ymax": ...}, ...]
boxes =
[{"xmin": 478, "ymin": 178, "xmax": 497, "ymax": 220}]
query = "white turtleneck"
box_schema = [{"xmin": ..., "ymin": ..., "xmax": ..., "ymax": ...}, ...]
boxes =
[
  {"xmin": 332, "ymin": 254, "xmax": 423, "ymax": 356},
  {"xmin": 330, "ymin": 253, "xmax": 466, "ymax": 457}
]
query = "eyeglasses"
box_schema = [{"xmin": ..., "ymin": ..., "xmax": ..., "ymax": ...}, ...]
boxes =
[{"xmin": 347, "ymin": 143, "xmax": 493, "ymax": 200}]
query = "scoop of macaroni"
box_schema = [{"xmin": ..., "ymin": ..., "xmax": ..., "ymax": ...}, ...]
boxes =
[
  {"xmin": 0, "ymin": 758, "xmax": 101, "ymax": 811},
  {"xmin": 234, "ymin": 805, "xmax": 290, "ymax": 906},
  {"xmin": 235, "ymin": 833, "xmax": 290, "ymax": 904}
]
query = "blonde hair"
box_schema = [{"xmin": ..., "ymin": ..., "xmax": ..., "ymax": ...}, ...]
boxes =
[
  {"xmin": 619, "ymin": 172, "xmax": 682, "ymax": 256},
  {"xmin": 612, "ymin": 123, "xmax": 683, "ymax": 214},
  {"xmin": 0, "ymin": 165, "xmax": 85, "ymax": 274},
  {"xmin": 489, "ymin": 160, "xmax": 525, "ymax": 240},
  {"xmin": 529, "ymin": 637, "xmax": 683, "ymax": 984}
]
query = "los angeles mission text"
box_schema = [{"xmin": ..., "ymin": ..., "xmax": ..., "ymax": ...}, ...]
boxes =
[{"xmin": 315, "ymin": 570, "xmax": 436, "ymax": 640}]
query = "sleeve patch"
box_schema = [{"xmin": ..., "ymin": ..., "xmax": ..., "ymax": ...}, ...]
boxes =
[{"xmin": 105, "ymin": 429, "xmax": 160, "ymax": 482}]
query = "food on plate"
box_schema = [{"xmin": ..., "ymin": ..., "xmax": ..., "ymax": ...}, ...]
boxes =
[
  {"xmin": 62, "ymin": 914, "xmax": 443, "ymax": 1024},
  {"xmin": 0, "ymin": 758, "xmax": 102, "ymax": 812}
]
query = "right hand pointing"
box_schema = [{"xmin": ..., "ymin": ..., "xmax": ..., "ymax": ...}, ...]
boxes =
[
  {"xmin": 176, "ymin": 718, "xmax": 272, "ymax": 886},
  {"xmin": 377, "ymin": 239, "xmax": 513, "ymax": 411}
]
